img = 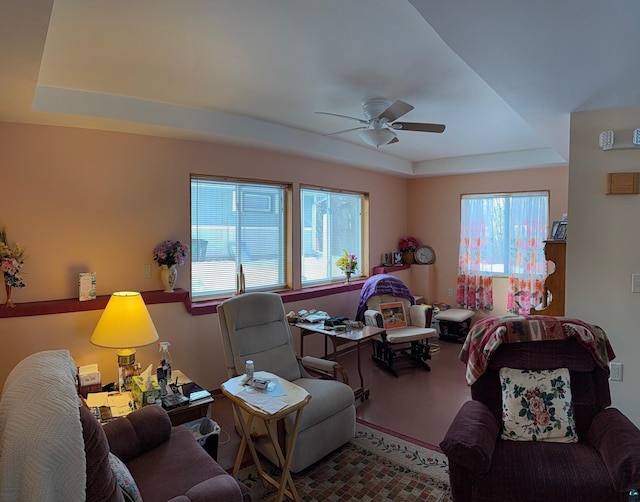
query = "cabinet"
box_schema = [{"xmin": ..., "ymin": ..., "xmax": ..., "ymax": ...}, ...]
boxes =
[{"xmin": 530, "ymin": 240, "xmax": 565, "ymax": 316}]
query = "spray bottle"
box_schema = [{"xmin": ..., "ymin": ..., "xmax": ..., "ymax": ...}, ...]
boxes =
[{"xmin": 158, "ymin": 341, "xmax": 173, "ymax": 382}]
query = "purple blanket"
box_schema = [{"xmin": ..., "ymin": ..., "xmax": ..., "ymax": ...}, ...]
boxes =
[{"xmin": 355, "ymin": 274, "xmax": 415, "ymax": 321}]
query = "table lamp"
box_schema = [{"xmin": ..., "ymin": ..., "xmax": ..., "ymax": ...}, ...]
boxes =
[{"xmin": 90, "ymin": 291, "xmax": 159, "ymax": 392}]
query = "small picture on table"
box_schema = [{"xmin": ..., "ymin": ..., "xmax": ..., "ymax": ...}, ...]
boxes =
[
  {"xmin": 552, "ymin": 220, "xmax": 568, "ymax": 240},
  {"xmin": 393, "ymin": 252, "xmax": 403, "ymax": 265}
]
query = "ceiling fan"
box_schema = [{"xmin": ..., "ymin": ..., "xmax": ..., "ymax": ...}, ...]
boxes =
[{"xmin": 316, "ymin": 97, "xmax": 445, "ymax": 147}]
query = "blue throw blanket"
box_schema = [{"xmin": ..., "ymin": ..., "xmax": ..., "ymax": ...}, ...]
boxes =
[{"xmin": 355, "ymin": 274, "xmax": 415, "ymax": 321}]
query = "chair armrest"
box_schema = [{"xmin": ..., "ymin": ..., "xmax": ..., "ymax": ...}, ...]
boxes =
[
  {"xmin": 364, "ymin": 309, "xmax": 383, "ymax": 328},
  {"xmin": 180, "ymin": 475, "xmax": 245, "ymax": 502},
  {"xmin": 587, "ymin": 407, "xmax": 640, "ymax": 491},
  {"xmin": 439, "ymin": 400, "xmax": 500, "ymax": 476},
  {"xmin": 104, "ymin": 405, "xmax": 172, "ymax": 462},
  {"xmin": 408, "ymin": 304, "xmax": 433, "ymax": 328},
  {"xmin": 300, "ymin": 356, "xmax": 349, "ymax": 384}
]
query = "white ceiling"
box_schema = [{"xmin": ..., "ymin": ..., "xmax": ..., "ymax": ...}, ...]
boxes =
[{"xmin": 3, "ymin": 0, "xmax": 640, "ymax": 177}]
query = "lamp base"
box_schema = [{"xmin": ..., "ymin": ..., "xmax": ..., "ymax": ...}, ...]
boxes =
[{"xmin": 117, "ymin": 348, "xmax": 138, "ymax": 392}]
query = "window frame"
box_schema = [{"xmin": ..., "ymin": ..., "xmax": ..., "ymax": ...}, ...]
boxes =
[
  {"xmin": 190, "ymin": 174, "xmax": 291, "ymax": 300},
  {"xmin": 459, "ymin": 190, "xmax": 549, "ymax": 277},
  {"xmin": 299, "ymin": 185, "xmax": 369, "ymax": 287}
]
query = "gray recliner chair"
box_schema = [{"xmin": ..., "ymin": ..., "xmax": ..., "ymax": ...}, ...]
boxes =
[{"xmin": 217, "ymin": 292, "xmax": 356, "ymax": 473}]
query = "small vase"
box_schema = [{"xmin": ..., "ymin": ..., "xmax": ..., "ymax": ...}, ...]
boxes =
[
  {"xmin": 402, "ymin": 251, "xmax": 415, "ymax": 264},
  {"xmin": 4, "ymin": 283, "xmax": 15, "ymax": 308},
  {"xmin": 344, "ymin": 271, "xmax": 352, "ymax": 284},
  {"xmin": 159, "ymin": 264, "xmax": 178, "ymax": 293}
]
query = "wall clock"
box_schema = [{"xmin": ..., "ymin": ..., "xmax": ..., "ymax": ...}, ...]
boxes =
[{"xmin": 414, "ymin": 245, "xmax": 436, "ymax": 265}]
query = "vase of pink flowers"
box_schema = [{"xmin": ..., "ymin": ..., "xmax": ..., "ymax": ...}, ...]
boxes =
[
  {"xmin": 399, "ymin": 236, "xmax": 419, "ymax": 264},
  {"xmin": 0, "ymin": 227, "xmax": 25, "ymax": 308},
  {"xmin": 153, "ymin": 240, "xmax": 190, "ymax": 292}
]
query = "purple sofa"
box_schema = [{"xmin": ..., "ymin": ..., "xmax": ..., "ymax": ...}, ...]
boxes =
[
  {"xmin": 440, "ymin": 338, "xmax": 640, "ymax": 502},
  {"xmin": 81, "ymin": 404, "xmax": 251, "ymax": 502}
]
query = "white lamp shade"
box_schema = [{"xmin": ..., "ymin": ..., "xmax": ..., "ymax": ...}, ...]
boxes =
[
  {"xmin": 358, "ymin": 127, "xmax": 396, "ymax": 147},
  {"xmin": 90, "ymin": 291, "xmax": 159, "ymax": 349}
]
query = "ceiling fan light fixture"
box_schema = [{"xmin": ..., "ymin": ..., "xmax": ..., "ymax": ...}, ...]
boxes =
[{"xmin": 358, "ymin": 127, "xmax": 396, "ymax": 147}]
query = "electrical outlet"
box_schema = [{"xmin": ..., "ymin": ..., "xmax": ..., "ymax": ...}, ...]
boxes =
[
  {"xmin": 610, "ymin": 362, "xmax": 623, "ymax": 382},
  {"xmin": 448, "ymin": 288, "xmax": 454, "ymax": 297},
  {"xmin": 143, "ymin": 264, "xmax": 152, "ymax": 279}
]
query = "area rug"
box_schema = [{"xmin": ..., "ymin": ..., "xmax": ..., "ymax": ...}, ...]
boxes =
[{"xmin": 236, "ymin": 419, "xmax": 451, "ymax": 501}]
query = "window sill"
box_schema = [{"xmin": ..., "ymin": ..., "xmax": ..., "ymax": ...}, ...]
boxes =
[
  {"xmin": 189, "ymin": 278, "xmax": 366, "ymax": 316},
  {"xmin": 0, "ymin": 280, "xmax": 366, "ymax": 319}
]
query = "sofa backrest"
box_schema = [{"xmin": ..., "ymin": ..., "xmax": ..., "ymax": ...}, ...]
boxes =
[{"xmin": 471, "ymin": 338, "xmax": 611, "ymax": 438}]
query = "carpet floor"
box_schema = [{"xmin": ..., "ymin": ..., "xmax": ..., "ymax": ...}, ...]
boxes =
[{"xmin": 236, "ymin": 419, "xmax": 451, "ymax": 501}]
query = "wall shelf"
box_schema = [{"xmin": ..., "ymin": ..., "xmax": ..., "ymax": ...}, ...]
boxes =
[
  {"xmin": 372, "ymin": 264, "xmax": 410, "ymax": 275},
  {"xmin": 0, "ymin": 289, "xmax": 190, "ymax": 319}
]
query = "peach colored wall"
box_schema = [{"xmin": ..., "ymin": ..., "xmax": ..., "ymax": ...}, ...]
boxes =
[
  {"xmin": 0, "ymin": 122, "xmax": 408, "ymax": 391},
  {"xmin": 407, "ymin": 166, "xmax": 569, "ymax": 315}
]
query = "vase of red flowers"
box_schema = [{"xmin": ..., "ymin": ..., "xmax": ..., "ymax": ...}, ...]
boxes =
[{"xmin": 399, "ymin": 236, "xmax": 419, "ymax": 264}]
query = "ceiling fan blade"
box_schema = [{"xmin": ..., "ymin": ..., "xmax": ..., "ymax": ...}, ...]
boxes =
[
  {"xmin": 378, "ymin": 100, "xmax": 414, "ymax": 122},
  {"xmin": 323, "ymin": 126, "xmax": 367, "ymax": 136},
  {"xmin": 316, "ymin": 111, "xmax": 368, "ymax": 124},
  {"xmin": 391, "ymin": 122, "xmax": 446, "ymax": 133}
]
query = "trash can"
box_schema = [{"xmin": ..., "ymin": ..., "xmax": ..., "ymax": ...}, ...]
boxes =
[{"xmin": 182, "ymin": 417, "xmax": 220, "ymax": 461}]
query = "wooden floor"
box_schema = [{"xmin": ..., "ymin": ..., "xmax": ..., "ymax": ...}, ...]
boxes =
[{"xmin": 209, "ymin": 338, "xmax": 471, "ymax": 470}]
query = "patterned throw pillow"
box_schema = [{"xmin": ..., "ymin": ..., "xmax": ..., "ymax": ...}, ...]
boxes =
[
  {"xmin": 108, "ymin": 452, "xmax": 143, "ymax": 502},
  {"xmin": 499, "ymin": 367, "xmax": 577, "ymax": 442}
]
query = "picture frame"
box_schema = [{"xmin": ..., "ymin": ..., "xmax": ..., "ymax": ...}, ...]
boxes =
[
  {"xmin": 550, "ymin": 221, "xmax": 561, "ymax": 240},
  {"xmin": 379, "ymin": 302, "xmax": 407, "ymax": 329},
  {"xmin": 552, "ymin": 220, "xmax": 568, "ymax": 240}
]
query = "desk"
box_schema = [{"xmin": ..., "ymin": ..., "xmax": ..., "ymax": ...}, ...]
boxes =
[
  {"xmin": 295, "ymin": 322, "xmax": 384, "ymax": 401},
  {"xmin": 221, "ymin": 372, "xmax": 310, "ymax": 502}
]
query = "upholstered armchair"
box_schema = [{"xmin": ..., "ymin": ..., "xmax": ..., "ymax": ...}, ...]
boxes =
[
  {"xmin": 440, "ymin": 315, "xmax": 640, "ymax": 502},
  {"xmin": 357, "ymin": 274, "xmax": 436, "ymax": 377},
  {"xmin": 217, "ymin": 292, "xmax": 356, "ymax": 473}
]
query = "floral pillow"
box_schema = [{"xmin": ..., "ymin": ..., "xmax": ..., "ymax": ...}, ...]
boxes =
[
  {"xmin": 108, "ymin": 452, "xmax": 143, "ymax": 502},
  {"xmin": 499, "ymin": 367, "xmax": 577, "ymax": 443}
]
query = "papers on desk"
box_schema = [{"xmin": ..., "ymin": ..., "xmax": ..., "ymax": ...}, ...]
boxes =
[
  {"xmin": 224, "ymin": 371, "xmax": 289, "ymax": 414},
  {"xmin": 86, "ymin": 391, "xmax": 134, "ymax": 417},
  {"xmin": 236, "ymin": 390, "xmax": 288, "ymax": 414}
]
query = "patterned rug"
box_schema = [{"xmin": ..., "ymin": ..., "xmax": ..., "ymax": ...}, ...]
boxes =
[{"xmin": 236, "ymin": 420, "xmax": 451, "ymax": 501}]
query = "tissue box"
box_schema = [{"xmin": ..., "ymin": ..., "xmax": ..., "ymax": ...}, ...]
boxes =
[
  {"xmin": 78, "ymin": 364, "xmax": 101, "ymax": 397},
  {"xmin": 132, "ymin": 375, "xmax": 161, "ymax": 408}
]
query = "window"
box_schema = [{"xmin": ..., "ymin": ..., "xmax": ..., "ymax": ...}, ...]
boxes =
[
  {"xmin": 300, "ymin": 187, "xmax": 365, "ymax": 285},
  {"xmin": 459, "ymin": 192, "xmax": 549, "ymax": 276},
  {"xmin": 191, "ymin": 176, "xmax": 288, "ymax": 298}
]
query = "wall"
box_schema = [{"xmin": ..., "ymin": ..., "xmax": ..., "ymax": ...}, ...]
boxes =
[
  {"xmin": 0, "ymin": 122, "xmax": 409, "ymax": 391},
  {"xmin": 568, "ymin": 107, "xmax": 640, "ymax": 424},
  {"xmin": 406, "ymin": 166, "xmax": 569, "ymax": 312}
]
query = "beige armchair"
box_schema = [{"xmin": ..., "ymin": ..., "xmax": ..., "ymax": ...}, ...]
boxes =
[{"xmin": 217, "ymin": 292, "xmax": 356, "ymax": 473}]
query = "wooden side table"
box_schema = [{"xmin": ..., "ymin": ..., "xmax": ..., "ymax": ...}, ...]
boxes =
[
  {"xmin": 221, "ymin": 372, "xmax": 311, "ymax": 502},
  {"xmin": 167, "ymin": 370, "xmax": 214, "ymax": 426}
]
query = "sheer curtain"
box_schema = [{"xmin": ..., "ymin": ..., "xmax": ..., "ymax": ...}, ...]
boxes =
[
  {"xmin": 505, "ymin": 194, "xmax": 548, "ymax": 314},
  {"xmin": 458, "ymin": 193, "xmax": 548, "ymax": 312},
  {"xmin": 457, "ymin": 196, "xmax": 496, "ymax": 310}
]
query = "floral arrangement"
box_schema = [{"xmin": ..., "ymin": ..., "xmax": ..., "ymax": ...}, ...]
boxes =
[
  {"xmin": 153, "ymin": 240, "xmax": 190, "ymax": 267},
  {"xmin": 336, "ymin": 250, "xmax": 358, "ymax": 272},
  {"xmin": 399, "ymin": 236, "xmax": 419, "ymax": 252},
  {"xmin": 0, "ymin": 227, "xmax": 26, "ymax": 288}
]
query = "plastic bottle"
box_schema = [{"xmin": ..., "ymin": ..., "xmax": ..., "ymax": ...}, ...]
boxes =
[
  {"xmin": 158, "ymin": 342, "xmax": 173, "ymax": 381},
  {"xmin": 246, "ymin": 359, "xmax": 254, "ymax": 378}
]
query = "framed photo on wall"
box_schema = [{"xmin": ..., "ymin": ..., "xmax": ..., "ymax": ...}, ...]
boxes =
[{"xmin": 552, "ymin": 220, "xmax": 568, "ymax": 240}]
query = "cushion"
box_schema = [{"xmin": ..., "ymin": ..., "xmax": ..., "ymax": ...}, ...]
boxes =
[
  {"xmin": 500, "ymin": 367, "xmax": 577, "ymax": 443},
  {"xmin": 379, "ymin": 302, "xmax": 407, "ymax": 329},
  {"xmin": 108, "ymin": 452, "xmax": 143, "ymax": 502}
]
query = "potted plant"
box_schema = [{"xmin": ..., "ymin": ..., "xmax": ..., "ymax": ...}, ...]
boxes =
[{"xmin": 399, "ymin": 236, "xmax": 419, "ymax": 264}]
